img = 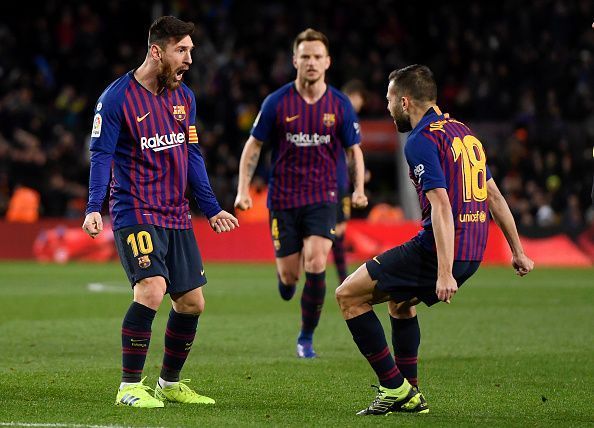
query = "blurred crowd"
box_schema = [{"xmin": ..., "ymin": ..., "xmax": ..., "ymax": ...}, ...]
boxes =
[{"xmin": 0, "ymin": 0, "xmax": 592, "ymax": 235}]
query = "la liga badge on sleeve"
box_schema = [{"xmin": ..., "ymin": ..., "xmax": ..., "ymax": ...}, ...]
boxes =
[{"xmin": 91, "ymin": 113, "xmax": 102, "ymax": 137}]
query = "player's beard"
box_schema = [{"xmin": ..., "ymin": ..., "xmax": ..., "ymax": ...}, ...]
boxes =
[
  {"xmin": 392, "ymin": 105, "xmax": 412, "ymax": 133},
  {"xmin": 157, "ymin": 59, "xmax": 181, "ymax": 91}
]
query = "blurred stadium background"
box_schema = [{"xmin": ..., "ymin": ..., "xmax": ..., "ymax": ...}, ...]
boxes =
[
  {"xmin": 0, "ymin": 2, "xmax": 593, "ymax": 427},
  {"xmin": 0, "ymin": 0, "xmax": 592, "ymax": 265}
]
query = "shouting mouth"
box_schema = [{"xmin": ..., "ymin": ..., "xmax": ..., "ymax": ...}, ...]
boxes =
[{"xmin": 175, "ymin": 68, "xmax": 188, "ymax": 81}]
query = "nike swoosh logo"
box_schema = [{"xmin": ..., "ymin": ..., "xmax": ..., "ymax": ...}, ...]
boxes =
[
  {"xmin": 330, "ymin": 228, "xmax": 336, "ymax": 235},
  {"xmin": 373, "ymin": 256, "xmax": 381, "ymax": 264},
  {"xmin": 136, "ymin": 112, "xmax": 150, "ymax": 122},
  {"xmin": 200, "ymin": 269, "xmax": 205, "ymax": 276},
  {"xmin": 285, "ymin": 115, "xmax": 299, "ymax": 122}
]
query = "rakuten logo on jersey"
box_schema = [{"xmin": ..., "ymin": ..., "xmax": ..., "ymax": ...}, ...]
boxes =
[
  {"xmin": 286, "ymin": 132, "xmax": 331, "ymax": 147},
  {"xmin": 140, "ymin": 132, "xmax": 185, "ymax": 152}
]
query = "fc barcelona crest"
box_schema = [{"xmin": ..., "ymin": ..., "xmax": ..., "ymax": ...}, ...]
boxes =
[
  {"xmin": 173, "ymin": 105, "xmax": 186, "ymax": 121},
  {"xmin": 138, "ymin": 255, "xmax": 151, "ymax": 269},
  {"xmin": 323, "ymin": 113, "xmax": 336, "ymax": 127}
]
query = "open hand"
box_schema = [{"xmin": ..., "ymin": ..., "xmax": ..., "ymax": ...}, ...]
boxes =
[{"xmin": 209, "ymin": 210, "xmax": 239, "ymax": 233}]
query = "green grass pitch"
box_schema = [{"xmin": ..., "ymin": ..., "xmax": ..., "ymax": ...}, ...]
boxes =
[{"xmin": 0, "ymin": 261, "xmax": 592, "ymax": 427}]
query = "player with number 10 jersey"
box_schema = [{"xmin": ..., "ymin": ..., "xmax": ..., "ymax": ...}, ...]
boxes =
[{"xmin": 82, "ymin": 16, "xmax": 238, "ymax": 408}]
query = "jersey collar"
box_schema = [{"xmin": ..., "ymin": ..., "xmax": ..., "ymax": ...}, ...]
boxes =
[{"xmin": 412, "ymin": 107, "xmax": 441, "ymax": 133}]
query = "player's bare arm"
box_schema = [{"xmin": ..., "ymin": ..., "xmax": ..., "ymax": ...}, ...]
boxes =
[
  {"xmin": 82, "ymin": 212, "xmax": 103, "ymax": 238},
  {"xmin": 209, "ymin": 210, "xmax": 239, "ymax": 233},
  {"xmin": 425, "ymin": 188, "xmax": 457, "ymax": 303},
  {"xmin": 234, "ymin": 136, "xmax": 264, "ymax": 210},
  {"xmin": 345, "ymin": 144, "xmax": 368, "ymax": 208},
  {"xmin": 486, "ymin": 178, "xmax": 534, "ymax": 276}
]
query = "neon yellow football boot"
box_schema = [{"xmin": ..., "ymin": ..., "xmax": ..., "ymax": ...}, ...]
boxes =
[
  {"xmin": 115, "ymin": 377, "xmax": 164, "ymax": 408},
  {"xmin": 154, "ymin": 379, "xmax": 215, "ymax": 404},
  {"xmin": 356, "ymin": 381, "xmax": 429, "ymax": 415}
]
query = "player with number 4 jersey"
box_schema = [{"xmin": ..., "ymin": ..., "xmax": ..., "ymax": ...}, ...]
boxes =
[
  {"xmin": 335, "ymin": 65, "xmax": 534, "ymax": 416},
  {"xmin": 234, "ymin": 29, "xmax": 368, "ymax": 359}
]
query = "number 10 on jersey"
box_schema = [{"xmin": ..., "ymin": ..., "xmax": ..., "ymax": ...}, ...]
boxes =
[
  {"xmin": 451, "ymin": 135, "xmax": 487, "ymax": 202},
  {"xmin": 126, "ymin": 231, "xmax": 154, "ymax": 257}
]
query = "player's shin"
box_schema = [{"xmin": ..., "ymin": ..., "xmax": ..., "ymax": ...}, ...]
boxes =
[
  {"xmin": 332, "ymin": 236, "xmax": 348, "ymax": 284},
  {"xmin": 121, "ymin": 302, "xmax": 156, "ymax": 384},
  {"xmin": 391, "ymin": 315, "xmax": 420, "ymax": 388},
  {"xmin": 346, "ymin": 310, "xmax": 405, "ymax": 389},
  {"xmin": 296, "ymin": 271, "xmax": 326, "ymax": 358},
  {"xmin": 160, "ymin": 308, "xmax": 199, "ymax": 383},
  {"xmin": 277, "ymin": 273, "xmax": 296, "ymax": 301},
  {"xmin": 299, "ymin": 271, "xmax": 326, "ymax": 341}
]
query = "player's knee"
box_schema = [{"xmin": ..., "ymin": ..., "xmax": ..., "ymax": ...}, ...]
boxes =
[
  {"xmin": 174, "ymin": 298, "xmax": 205, "ymax": 315},
  {"xmin": 388, "ymin": 299, "xmax": 418, "ymax": 318},
  {"xmin": 304, "ymin": 256, "xmax": 326, "ymax": 273},
  {"xmin": 335, "ymin": 281, "xmax": 354, "ymax": 309},
  {"xmin": 134, "ymin": 277, "xmax": 166, "ymax": 308}
]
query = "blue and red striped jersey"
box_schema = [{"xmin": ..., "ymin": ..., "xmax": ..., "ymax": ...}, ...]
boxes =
[
  {"xmin": 405, "ymin": 108, "xmax": 492, "ymax": 261},
  {"xmin": 86, "ymin": 71, "xmax": 221, "ymax": 231},
  {"xmin": 251, "ymin": 82, "xmax": 361, "ymax": 209}
]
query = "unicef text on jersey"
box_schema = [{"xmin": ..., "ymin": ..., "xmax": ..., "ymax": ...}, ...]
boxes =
[{"xmin": 140, "ymin": 132, "xmax": 186, "ymax": 152}]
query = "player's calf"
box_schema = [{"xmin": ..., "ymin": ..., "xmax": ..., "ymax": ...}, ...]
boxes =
[
  {"xmin": 278, "ymin": 276, "xmax": 296, "ymax": 301},
  {"xmin": 277, "ymin": 269, "xmax": 298, "ymax": 301}
]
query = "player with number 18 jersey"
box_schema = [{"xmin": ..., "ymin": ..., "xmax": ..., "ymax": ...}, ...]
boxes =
[
  {"xmin": 405, "ymin": 108, "xmax": 491, "ymax": 262},
  {"xmin": 336, "ymin": 65, "xmax": 534, "ymax": 416}
]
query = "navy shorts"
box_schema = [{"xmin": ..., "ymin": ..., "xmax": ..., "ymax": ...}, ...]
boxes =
[
  {"xmin": 113, "ymin": 224, "xmax": 206, "ymax": 294},
  {"xmin": 336, "ymin": 189, "xmax": 351, "ymax": 224},
  {"xmin": 365, "ymin": 238, "xmax": 480, "ymax": 306},
  {"xmin": 269, "ymin": 202, "xmax": 337, "ymax": 257}
]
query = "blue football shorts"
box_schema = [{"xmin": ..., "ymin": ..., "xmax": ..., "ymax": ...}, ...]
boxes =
[
  {"xmin": 269, "ymin": 202, "xmax": 337, "ymax": 258},
  {"xmin": 113, "ymin": 224, "xmax": 206, "ymax": 294},
  {"xmin": 336, "ymin": 188, "xmax": 351, "ymax": 224},
  {"xmin": 365, "ymin": 238, "xmax": 480, "ymax": 306}
]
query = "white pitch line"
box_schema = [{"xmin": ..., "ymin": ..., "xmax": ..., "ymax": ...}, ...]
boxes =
[
  {"xmin": 0, "ymin": 423, "xmax": 163, "ymax": 428},
  {"xmin": 87, "ymin": 283, "xmax": 129, "ymax": 293}
]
